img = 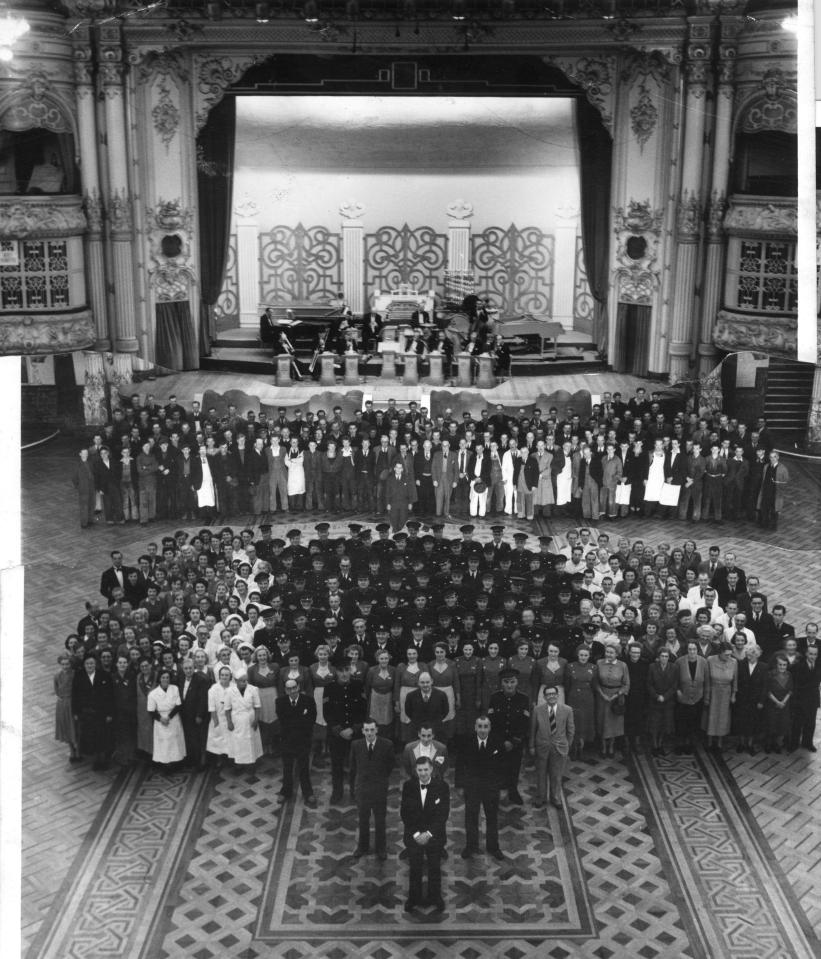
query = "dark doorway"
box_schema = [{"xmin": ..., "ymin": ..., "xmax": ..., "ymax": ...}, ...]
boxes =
[{"xmin": 616, "ymin": 303, "xmax": 650, "ymax": 376}]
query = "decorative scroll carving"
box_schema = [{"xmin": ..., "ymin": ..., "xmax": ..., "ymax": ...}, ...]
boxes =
[
  {"xmin": 0, "ymin": 308, "xmax": 95, "ymax": 355},
  {"xmin": 108, "ymin": 189, "xmax": 132, "ymax": 234},
  {"xmin": 214, "ymin": 232, "xmax": 238, "ymax": 325},
  {"xmin": 612, "ymin": 200, "xmax": 664, "ymax": 306},
  {"xmin": 544, "ymin": 55, "xmax": 615, "ymax": 131},
  {"xmin": 84, "ymin": 189, "xmax": 103, "ymax": 234},
  {"xmin": 152, "ymin": 80, "xmax": 180, "ymax": 149},
  {"xmin": 676, "ymin": 190, "xmax": 701, "ymax": 237},
  {"xmin": 471, "ymin": 224, "xmax": 554, "ymax": 316},
  {"xmin": 0, "ymin": 197, "xmax": 86, "ymax": 239},
  {"xmin": 446, "ymin": 199, "xmax": 474, "ymax": 220},
  {"xmin": 706, "ymin": 190, "xmax": 728, "ymax": 239},
  {"xmin": 630, "ymin": 91, "xmax": 657, "ymax": 152},
  {"xmin": 0, "ymin": 68, "xmax": 73, "ymax": 134},
  {"xmin": 739, "ymin": 68, "xmax": 797, "ymax": 134},
  {"xmin": 195, "ymin": 54, "xmax": 261, "ymax": 131},
  {"xmin": 713, "ymin": 310, "xmax": 796, "ymax": 360},
  {"xmin": 145, "ymin": 198, "xmax": 196, "ymax": 302},
  {"xmin": 366, "ymin": 223, "xmax": 447, "ymax": 296},
  {"xmin": 623, "ymin": 52, "xmax": 669, "ymax": 153},
  {"xmin": 260, "ymin": 223, "xmax": 342, "ymax": 305},
  {"xmin": 234, "ymin": 196, "xmax": 259, "ymax": 220},
  {"xmin": 573, "ymin": 233, "xmax": 595, "ymax": 327},
  {"xmin": 723, "ymin": 197, "xmax": 797, "ymax": 235},
  {"xmin": 339, "ymin": 200, "xmax": 365, "ymax": 221}
]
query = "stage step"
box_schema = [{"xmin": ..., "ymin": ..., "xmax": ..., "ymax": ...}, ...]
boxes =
[{"xmin": 764, "ymin": 358, "xmax": 814, "ymax": 435}]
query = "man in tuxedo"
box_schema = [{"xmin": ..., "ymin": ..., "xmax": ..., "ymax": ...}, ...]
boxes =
[
  {"xmin": 404, "ymin": 673, "xmax": 449, "ymax": 741},
  {"xmin": 460, "ymin": 716, "xmax": 505, "ymax": 860},
  {"xmin": 276, "ymin": 679, "xmax": 318, "ymax": 807},
  {"xmin": 350, "ymin": 719, "xmax": 395, "ymax": 860},
  {"xmin": 100, "ymin": 550, "xmax": 134, "ymax": 603},
  {"xmin": 401, "ymin": 723, "xmax": 448, "ymax": 779},
  {"xmin": 530, "ymin": 685, "xmax": 575, "ymax": 808},
  {"xmin": 177, "ymin": 658, "xmax": 210, "ymax": 769},
  {"xmin": 400, "ymin": 756, "xmax": 450, "ymax": 914}
]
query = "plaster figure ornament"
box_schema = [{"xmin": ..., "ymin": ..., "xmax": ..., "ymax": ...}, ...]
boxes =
[
  {"xmin": 630, "ymin": 89, "xmax": 657, "ymax": 151},
  {"xmin": 712, "ymin": 311, "xmax": 797, "ymax": 360},
  {"xmin": 446, "ymin": 199, "xmax": 474, "ymax": 220},
  {"xmin": 340, "ymin": 200, "xmax": 365, "ymax": 220}
]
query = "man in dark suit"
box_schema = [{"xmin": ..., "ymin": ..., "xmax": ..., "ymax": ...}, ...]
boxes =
[
  {"xmin": 401, "ymin": 724, "xmax": 448, "ymax": 779},
  {"xmin": 404, "ymin": 673, "xmax": 449, "ymax": 741},
  {"xmin": 400, "ymin": 755, "xmax": 450, "ymax": 914},
  {"xmin": 487, "ymin": 667, "xmax": 531, "ymax": 804},
  {"xmin": 71, "ymin": 652, "xmax": 115, "ymax": 769},
  {"xmin": 177, "ymin": 657, "xmax": 210, "ymax": 769},
  {"xmin": 460, "ymin": 716, "xmax": 505, "ymax": 860},
  {"xmin": 276, "ymin": 678, "xmax": 318, "ymax": 806},
  {"xmin": 100, "ymin": 550, "xmax": 134, "ymax": 603},
  {"xmin": 350, "ymin": 719, "xmax": 395, "ymax": 860},
  {"xmin": 324, "ymin": 664, "xmax": 367, "ymax": 802},
  {"xmin": 530, "ymin": 685, "xmax": 575, "ymax": 809}
]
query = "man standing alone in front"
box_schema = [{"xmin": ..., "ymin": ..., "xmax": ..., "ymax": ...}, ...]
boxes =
[
  {"xmin": 400, "ymin": 756, "xmax": 450, "ymax": 914},
  {"xmin": 350, "ymin": 718, "xmax": 394, "ymax": 861},
  {"xmin": 530, "ymin": 685, "xmax": 574, "ymax": 809}
]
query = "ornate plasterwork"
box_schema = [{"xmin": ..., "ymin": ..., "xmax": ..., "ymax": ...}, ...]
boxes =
[
  {"xmin": 706, "ymin": 190, "xmax": 728, "ymax": 239},
  {"xmin": 630, "ymin": 91, "xmax": 658, "ymax": 152},
  {"xmin": 108, "ymin": 189, "xmax": 132, "ymax": 234},
  {"xmin": 622, "ymin": 51, "xmax": 669, "ymax": 153},
  {"xmin": 0, "ymin": 67, "xmax": 73, "ymax": 134},
  {"xmin": 234, "ymin": 196, "xmax": 259, "ymax": 221},
  {"xmin": 0, "ymin": 309, "xmax": 95, "ymax": 356},
  {"xmin": 340, "ymin": 200, "xmax": 366, "ymax": 220},
  {"xmin": 195, "ymin": 54, "xmax": 262, "ymax": 131},
  {"xmin": 152, "ymin": 81, "xmax": 180, "ymax": 149},
  {"xmin": 0, "ymin": 196, "xmax": 86, "ymax": 239},
  {"xmin": 723, "ymin": 196, "xmax": 797, "ymax": 236},
  {"xmin": 544, "ymin": 55, "xmax": 615, "ymax": 132},
  {"xmin": 612, "ymin": 199, "xmax": 664, "ymax": 306},
  {"xmin": 145, "ymin": 198, "xmax": 196, "ymax": 302},
  {"xmin": 676, "ymin": 190, "xmax": 701, "ymax": 238},
  {"xmin": 712, "ymin": 309, "xmax": 796, "ymax": 360},
  {"xmin": 446, "ymin": 199, "xmax": 474, "ymax": 220},
  {"xmin": 739, "ymin": 67, "xmax": 797, "ymax": 134},
  {"xmin": 83, "ymin": 189, "xmax": 103, "ymax": 234}
]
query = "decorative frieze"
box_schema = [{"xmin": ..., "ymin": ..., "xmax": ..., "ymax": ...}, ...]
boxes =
[
  {"xmin": 544, "ymin": 55, "xmax": 615, "ymax": 131},
  {"xmin": 712, "ymin": 309, "xmax": 796, "ymax": 359},
  {"xmin": 706, "ymin": 191, "xmax": 728, "ymax": 239},
  {"xmin": 739, "ymin": 67, "xmax": 797, "ymax": 134},
  {"xmin": 0, "ymin": 309, "xmax": 95, "ymax": 355},
  {"xmin": 723, "ymin": 196, "xmax": 797, "ymax": 236},
  {"xmin": 0, "ymin": 196, "xmax": 86, "ymax": 239},
  {"xmin": 0, "ymin": 67, "xmax": 73, "ymax": 134},
  {"xmin": 195, "ymin": 54, "xmax": 261, "ymax": 130},
  {"xmin": 676, "ymin": 190, "xmax": 701, "ymax": 238},
  {"xmin": 612, "ymin": 200, "xmax": 664, "ymax": 306},
  {"xmin": 145, "ymin": 198, "xmax": 196, "ymax": 302}
]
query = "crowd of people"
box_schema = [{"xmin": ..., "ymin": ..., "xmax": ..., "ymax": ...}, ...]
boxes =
[{"xmin": 72, "ymin": 387, "xmax": 789, "ymax": 531}]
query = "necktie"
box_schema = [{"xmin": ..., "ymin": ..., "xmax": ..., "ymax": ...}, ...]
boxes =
[
  {"xmin": 549, "ymin": 708, "xmax": 557, "ymax": 735},
  {"xmin": 479, "ymin": 740, "xmax": 485, "ymax": 751},
  {"xmin": 368, "ymin": 743, "xmax": 374, "ymax": 757}
]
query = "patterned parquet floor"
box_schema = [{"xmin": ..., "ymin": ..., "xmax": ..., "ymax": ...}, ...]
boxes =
[{"xmin": 20, "ymin": 435, "xmax": 821, "ymax": 959}]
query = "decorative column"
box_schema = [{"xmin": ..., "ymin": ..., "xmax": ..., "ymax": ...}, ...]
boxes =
[
  {"xmin": 74, "ymin": 27, "xmax": 109, "ymax": 351},
  {"xmin": 456, "ymin": 352, "xmax": 473, "ymax": 387},
  {"xmin": 381, "ymin": 349, "xmax": 396, "ymax": 380},
  {"xmin": 669, "ymin": 23, "xmax": 711, "ymax": 383},
  {"xmin": 343, "ymin": 353, "xmax": 360, "ymax": 385},
  {"xmin": 319, "ymin": 352, "xmax": 337, "ymax": 386},
  {"xmin": 340, "ymin": 200, "xmax": 365, "ymax": 315},
  {"xmin": 235, "ymin": 196, "xmax": 261, "ymax": 329},
  {"xmin": 476, "ymin": 354, "xmax": 496, "ymax": 389},
  {"xmin": 403, "ymin": 353, "xmax": 419, "ymax": 385},
  {"xmin": 553, "ymin": 205, "xmax": 580, "ymax": 332},
  {"xmin": 276, "ymin": 354, "xmax": 292, "ymax": 386},
  {"xmin": 80, "ymin": 352, "xmax": 109, "ymax": 425},
  {"xmin": 427, "ymin": 352, "xmax": 445, "ymax": 386},
  {"xmin": 99, "ymin": 25, "xmax": 138, "ymax": 354},
  {"xmin": 446, "ymin": 199, "xmax": 473, "ymax": 272},
  {"xmin": 698, "ymin": 24, "xmax": 738, "ymax": 377}
]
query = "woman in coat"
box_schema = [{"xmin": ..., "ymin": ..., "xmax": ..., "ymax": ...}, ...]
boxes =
[
  {"xmin": 593, "ymin": 644, "xmax": 630, "ymax": 758},
  {"xmin": 147, "ymin": 668, "xmax": 186, "ymax": 766},
  {"xmin": 111, "ymin": 654, "xmax": 138, "ymax": 766},
  {"xmin": 624, "ymin": 643, "xmax": 649, "ymax": 751},
  {"xmin": 72, "ymin": 448, "xmax": 97, "ymax": 528},
  {"xmin": 733, "ymin": 644, "xmax": 767, "ymax": 754},
  {"xmin": 703, "ymin": 642, "xmax": 738, "ymax": 751},
  {"xmin": 763, "ymin": 656, "xmax": 793, "ymax": 752},
  {"xmin": 135, "ymin": 657, "xmax": 156, "ymax": 758},
  {"xmin": 674, "ymin": 641, "xmax": 708, "ymax": 754},
  {"xmin": 385, "ymin": 461, "xmax": 415, "ymax": 532},
  {"xmin": 565, "ymin": 645, "xmax": 596, "ymax": 759},
  {"xmin": 647, "ymin": 648, "xmax": 678, "ymax": 755},
  {"xmin": 792, "ymin": 645, "xmax": 820, "ymax": 751},
  {"xmin": 71, "ymin": 652, "xmax": 115, "ymax": 769},
  {"xmin": 54, "ymin": 653, "xmax": 80, "ymax": 762}
]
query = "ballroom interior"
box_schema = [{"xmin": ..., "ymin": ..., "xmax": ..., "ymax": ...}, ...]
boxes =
[{"xmin": 3, "ymin": 1, "xmax": 821, "ymax": 958}]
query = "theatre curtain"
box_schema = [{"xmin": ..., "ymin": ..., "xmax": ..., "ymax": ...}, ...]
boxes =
[
  {"xmin": 576, "ymin": 97, "xmax": 612, "ymax": 358},
  {"xmin": 196, "ymin": 96, "xmax": 236, "ymax": 357},
  {"xmin": 156, "ymin": 301, "xmax": 198, "ymax": 371}
]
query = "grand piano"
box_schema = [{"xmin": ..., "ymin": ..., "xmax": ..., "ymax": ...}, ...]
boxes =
[{"xmin": 259, "ymin": 302, "xmax": 342, "ymax": 354}]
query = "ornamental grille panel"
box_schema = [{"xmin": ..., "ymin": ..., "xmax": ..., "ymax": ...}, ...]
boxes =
[
  {"xmin": 734, "ymin": 240, "xmax": 797, "ymax": 313},
  {"xmin": 364, "ymin": 223, "xmax": 447, "ymax": 293},
  {"xmin": 573, "ymin": 233, "xmax": 595, "ymax": 329},
  {"xmin": 471, "ymin": 225, "xmax": 554, "ymax": 315},
  {"xmin": 259, "ymin": 224, "xmax": 342, "ymax": 304},
  {"xmin": 0, "ymin": 240, "xmax": 70, "ymax": 310},
  {"xmin": 214, "ymin": 232, "xmax": 238, "ymax": 324}
]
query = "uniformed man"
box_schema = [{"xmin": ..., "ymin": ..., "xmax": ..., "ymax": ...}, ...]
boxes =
[
  {"xmin": 323, "ymin": 663, "xmax": 367, "ymax": 802},
  {"xmin": 487, "ymin": 666, "xmax": 530, "ymax": 804},
  {"xmin": 285, "ymin": 528, "xmax": 311, "ymax": 570}
]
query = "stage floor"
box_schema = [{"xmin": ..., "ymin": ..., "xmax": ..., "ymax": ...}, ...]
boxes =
[{"xmin": 20, "ymin": 441, "xmax": 821, "ymax": 959}]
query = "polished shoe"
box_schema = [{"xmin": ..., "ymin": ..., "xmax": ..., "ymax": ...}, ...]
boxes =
[
  {"xmin": 804, "ymin": 744, "xmax": 818, "ymax": 752},
  {"xmin": 276, "ymin": 793, "xmax": 291, "ymax": 804},
  {"xmin": 534, "ymin": 799, "xmax": 546, "ymax": 809},
  {"xmin": 376, "ymin": 850, "xmax": 387, "ymax": 862},
  {"xmin": 508, "ymin": 791, "xmax": 524, "ymax": 805},
  {"xmin": 550, "ymin": 797, "xmax": 563, "ymax": 809},
  {"xmin": 352, "ymin": 847, "xmax": 368, "ymax": 859},
  {"xmin": 304, "ymin": 795, "xmax": 317, "ymax": 808},
  {"xmin": 330, "ymin": 791, "xmax": 343, "ymax": 803},
  {"xmin": 68, "ymin": 756, "xmax": 83, "ymax": 764},
  {"xmin": 488, "ymin": 847, "xmax": 505, "ymax": 861},
  {"xmin": 403, "ymin": 900, "xmax": 418, "ymax": 914},
  {"xmin": 429, "ymin": 898, "xmax": 446, "ymax": 912},
  {"xmin": 460, "ymin": 846, "xmax": 476, "ymax": 859}
]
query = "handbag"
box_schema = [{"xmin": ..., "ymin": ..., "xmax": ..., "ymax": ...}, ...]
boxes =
[
  {"xmin": 611, "ymin": 694, "xmax": 626, "ymax": 715},
  {"xmin": 614, "ymin": 483, "xmax": 631, "ymax": 506}
]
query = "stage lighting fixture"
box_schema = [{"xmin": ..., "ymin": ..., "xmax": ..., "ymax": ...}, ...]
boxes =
[
  {"xmin": 452, "ymin": 0, "xmax": 466, "ymax": 20},
  {"xmin": 255, "ymin": 1, "xmax": 270, "ymax": 21},
  {"xmin": 303, "ymin": 0, "xmax": 319, "ymax": 22}
]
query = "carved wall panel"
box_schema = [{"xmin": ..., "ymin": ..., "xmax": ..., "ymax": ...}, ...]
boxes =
[
  {"xmin": 214, "ymin": 232, "xmax": 239, "ymax": 324},
  {"xmin": 145, "ymin": 199, "xmax": 196, "ymax": 302},
  {"xmin": 259, "ymin": 223, "xmax": 341, "ymax": 304},
  {"xmin": 573, "ymin": 233, "xmax": 595, "ymax": 329},
  {"xmin": 612, "ymin": 199, "xmax": 664, "ymax": 306},
  {"xmin": 364, "ymin": 224, "xmax": 447, "ymax": 294},
  {"xmin": 1, "ymin": 239, "xmax": 70, "ymax": 310},
  {"xmin": 713, "ymin": 309, "xmax": 796, "ymax": 360},
  {"xmin": 471, "ymin": 225, "xmax": 554, "ymax": 316}
]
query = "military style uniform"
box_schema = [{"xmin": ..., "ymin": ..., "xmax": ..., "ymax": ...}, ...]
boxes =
[{"xmin": 487, "ymin": 690, "xmax": 531, "ymax": 801}]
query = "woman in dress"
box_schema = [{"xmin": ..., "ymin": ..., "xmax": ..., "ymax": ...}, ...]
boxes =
[
  {"xmin": 365, "ymin": 650, "xmax": 397, "ymax": 742},
  {"xmin": 642, "ymin": 441, "xmax": 667, "ymax": 516},
  {"xmin": 763, "ymin": 656, "xmax": 793, "ymax": 753},
  {"xmin": 534, "ymin": 643, "xmax": 567, "ymax": 706},
  {"xmin": 480, "ymin": 641, "xmax": 505, "ymax": 712},
  {"xmin": 675, "ymin": 641, "xmax": 708, "ymax": 754},
  {"xmin": 593, "ymin": 643, "xmax": 630, "ymax": 758},
  {"xmin": 346, "ymin": 644, "xmax": 369, "ymax": 686},
  {"xmin": 146, "ymin": 669, "xmax": 186, "ymax": 767},
  {"xmin": 647, "ymin": 648, "xmax": 677, "ymax": 755},
  {"xmin": 309, "ymin": 645, "xmax": 337, "ymax": 763},
  {"xmin": 207, "ymin": 665, "xmax": 235, "ymax": 766},
  {"xmin": 285, "ymin": 439, "xmax": 305, "ymax": 510},
  {"xmin": 54, "ymin": 653, "xmax": 80, "ymax": 762},
  {"xmin": 565, "ymin": 645, "xmax": 596, "ymax": 759},
  {"xmin": 247, "ymin": 646, "xmax": 279, "ymax": 756},
  {"xmin": 703, "ymin": 642, "xmax": 738, "ymax": 752},
  {"xmin": 733, "ymin": 644, "xmax": 767, "ymax": 755},
  {"xmin": 454, "ymin": 642, "xmax": 482, "ymax": 749},
  {"xmin": 395, "ymin": 646, "xmax": 426, "ymax": 744},
  {"xmin": 111, "ymin": 654, "xmax": 138, "ymax": 767},
  {"xmin": 624, "ymin": 643, "xmax": 649, "ymax": 752},
  {"xmin": 430, "ymin": 642, "xmax": 459, "ymax": 744},
  {"xmin": 278, "ymin": 653, "xmax": 313, "ymax": 697},
  {"xmin": 225, "ymin": 670, "xmax": 263, "ymax": 771},
  {"xmin": 135, "ymin": 657, "xmax": 156, "ymax": 759}
]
